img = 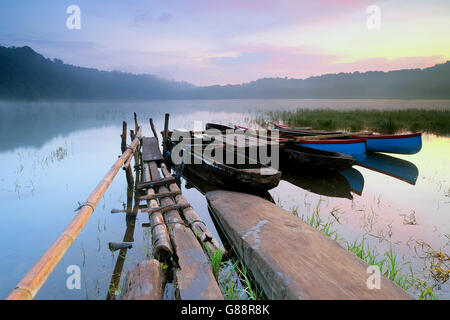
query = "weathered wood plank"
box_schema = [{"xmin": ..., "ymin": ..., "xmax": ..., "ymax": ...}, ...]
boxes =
[
  {"xmin": 152, "ymin": 168, "xmax": 223, "ymax": 300},
  {"xmin": 161, "ymin": 165, "xmax": 225, "ymax": 255},
  {"xmin": 206, "ymin": 190, "xmax": 414, "ymax": 300},
  {"xmin": 122, "ymin": 259, "xmax": 166, "ymax": 300},
  {"xmin": 142, "ymin": 137, "xmax": 164, "ymax": 163}
]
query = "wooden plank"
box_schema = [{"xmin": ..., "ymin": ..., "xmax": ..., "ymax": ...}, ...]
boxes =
[
  {"xmin": 152, "ymin": 168, "xmax": 223, "ymax": 300},
  {"xmin": 142, "ymin": 137, "xmax": 164, "ymax": 163},
  {"xmin": 122, "ymin": 259, "xmax": 166, "ymax": 300},
  {"xmin": 206, "ymin": 190, "xmax": 414, "ymax": 300},
  {"xmin": 161, "ymin": 165, "xmax": 225, "ymax": 255},
  {"xmin": 149, "ymin": 161, "xmax": 161, "ymax": 181}
]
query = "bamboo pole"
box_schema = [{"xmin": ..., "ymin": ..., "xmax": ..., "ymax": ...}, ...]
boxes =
[
  {"xmin": 134, "ymin": 112, "xmax": 139, "ymax": 135},
  {"xmin": 143, "ymin": 162, "xmax": 173, "ymax": 261},
  {"xmin": 107, "ymin": 151, "xmax": 140, "ymax": 300},
  {"xmin": 162, "ymin": 113, "xmax": 170, "ymax": 160},
  {"xmin": 153, "ymin": 167, "xmax": 223, "ymax": 299},
  {"xmin": 121, "ymin": 121, "xmax": 127, "ymax": 153},
  {"xmin": 6, "ymin": 127, "xmax": 143, "ymax": 300},
  {"xmin": 160, "ymin": 165, "xmax": 224, "ymax": 255},
  {"xmin": 149, "ymin": 118, "xmax": 158, "ymax": 143}
]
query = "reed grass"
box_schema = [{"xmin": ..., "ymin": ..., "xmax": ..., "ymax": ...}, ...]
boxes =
[
  {"xmin": 264, "ymin": 108, "xmax": 450, "ymax": 134},
  {"xmin": 285, "ymin": 202, "xmax": 443, "ymax": 299}
]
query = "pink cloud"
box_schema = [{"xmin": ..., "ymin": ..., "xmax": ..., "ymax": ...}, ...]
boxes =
[{"xmin": 200, "ymin": 45, "xmax": 446, "ymax": 85}]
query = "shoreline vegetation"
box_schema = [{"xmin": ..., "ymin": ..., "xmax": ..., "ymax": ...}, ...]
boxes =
[
  {"xmin": 285, "ymin": 200, "xmax": 449, "ymax": 300},
  {"xmin": 212, "ymin": 198, "xmax": 449, "ymax": 300},
  {"xmin": 264, "ymin": 108, "xmax": 450, "ymax": 134}
]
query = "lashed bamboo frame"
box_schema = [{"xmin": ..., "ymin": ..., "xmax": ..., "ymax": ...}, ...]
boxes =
[{"xmin": 6, "ymin": 127, "xmax": 143, "ymax": 300}]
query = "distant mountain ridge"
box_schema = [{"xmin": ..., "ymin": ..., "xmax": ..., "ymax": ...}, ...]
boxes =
[{"xmin": 1, "ymin": 45, "xmax": 450, "ymax": 99}]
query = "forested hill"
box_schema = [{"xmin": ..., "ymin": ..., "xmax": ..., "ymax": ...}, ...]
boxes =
[
  {"xmin": 194, "ymin": 61, "xmax": 450, "ymax": 99},
  {"xmin": 1, "ymin": 45, "xmax": 450, "ymax": 100},
  {"xmin": 0, "ymin": 45, "xmax": 193, "ymax": 99}
]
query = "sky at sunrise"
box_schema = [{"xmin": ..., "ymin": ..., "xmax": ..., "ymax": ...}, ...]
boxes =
[{"xmin": 1, "ymin": 0, "xmax": 449, "ymax": 85}]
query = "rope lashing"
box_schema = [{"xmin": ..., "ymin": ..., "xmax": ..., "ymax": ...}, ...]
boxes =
[{"xmin": 74, "ymin": 201, "xmax": 95, "ymax": 212}]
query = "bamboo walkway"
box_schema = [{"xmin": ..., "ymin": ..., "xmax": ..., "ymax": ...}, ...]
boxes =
[{"xmin": 7, "ymin": 113, "xmax": 224, "ymax": 300}]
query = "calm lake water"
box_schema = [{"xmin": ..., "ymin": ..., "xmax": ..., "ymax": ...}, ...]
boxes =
[{"xmin": 0, "ymin": 99, "xmax": 449, "ymax": 299}]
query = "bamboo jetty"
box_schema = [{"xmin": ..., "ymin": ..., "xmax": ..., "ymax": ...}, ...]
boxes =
[{"xmin": 7, "ymin": 113, "xmax": 224, "ymax": 300}]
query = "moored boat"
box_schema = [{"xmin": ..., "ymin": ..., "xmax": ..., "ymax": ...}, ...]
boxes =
[
  {"xmin": 297, "ymin": 138, "xmax": 367, "ymax": 162},
  {"xmin": 354, "ymin": 133, "xmax": 422, "ymax": 154},
  {"xmin": 208, "ymin": 123, "xmax": 358, "ymax": 171},
  {"xmin": 166, "ymin": 132, "xmax": 281, "ymax": 192},
  {"xmin": 281, "ymin": 143, "xmax": 356, "ymax": 172},
  {"xmin": 274, "ymin": 123, "xmax": 341, "ymax": 136}
]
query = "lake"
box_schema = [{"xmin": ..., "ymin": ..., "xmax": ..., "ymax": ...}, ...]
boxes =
[{"xmin": 0, "ymin": 99, "xmax": 449, "ymax": 299}]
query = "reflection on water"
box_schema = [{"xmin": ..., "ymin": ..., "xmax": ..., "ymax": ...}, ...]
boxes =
[
  {"xmin": 0, "ymin": 100, "xmax": 449, "ymax": 300},
  {"xmin": 282, "ymin": 169, "xmax": 362, "ymax": 200},
  {"xmin": 358, "ymin": 153, "xmax": 419, "ymax": 185}
]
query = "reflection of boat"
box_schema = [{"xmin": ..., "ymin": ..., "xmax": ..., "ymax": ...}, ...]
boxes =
[
  {"xmin": 357, "ymin": 153, "xmax": 419, "ymax": 185},
  {"xmin": 340, "ymin": 168, "xmax": 365, "ymax": 195},
  {"xmin": 354, "ymin": 133, "xmax": 422, "ymax": 154},
  {"xmin": 282, "ymin": 167, "xmax": 364, "ymax": 200}
]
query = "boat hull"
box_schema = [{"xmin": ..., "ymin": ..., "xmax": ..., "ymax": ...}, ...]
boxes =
[
  {"xmin": 297, "ymin": 139, "xmax": 367, "ymax": 162},
  {"xmin": 280, "ymin": 144, "xmax": 356, "ymax": 172},
  {"xmin": 168, "ymin": 140, "xmax": 281, "ymax": 192},
  {"xmin": 354, "ymin": 133, "xmax": 422, "ymax": 154}
]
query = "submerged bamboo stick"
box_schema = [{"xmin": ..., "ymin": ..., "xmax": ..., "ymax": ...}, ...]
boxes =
[{"xmin": 6, "ymin": 127, "xmax": 143, "ymax": 300}]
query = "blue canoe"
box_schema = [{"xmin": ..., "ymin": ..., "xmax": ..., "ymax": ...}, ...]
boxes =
[
  {"xmin": 354, "ymin": 133, "xmax": 422, "ymax": 154},
  {"xmin": 297, "ymin": 138, "xmax": 367, "ymax": 162}
]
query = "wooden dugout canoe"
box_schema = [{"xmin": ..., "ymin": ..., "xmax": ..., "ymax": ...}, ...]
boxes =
[
  {"xmin": 354, "ymin": 132, "xmax": 422, "ymax": 154},
  {"xmin": 167, "ymin": 137, "xmax": 281, "ymax": 192},
  {"xmin": 280, "ymin": 142, "xmax": 356, "ymax": 172},
  {"xmin": 207, "ymin": 123, "xmax": 357, "ymax": 171}
]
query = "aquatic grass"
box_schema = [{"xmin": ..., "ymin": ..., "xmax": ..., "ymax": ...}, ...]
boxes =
[
  {"xmin": 237, "ymin": 261, "xmax": 262, "ymax": 300},
  {"xmin": 281, "ymin": 200, "xmax": 443, "ymax": 299},
  {"xmin": 215, "ymin": 251, "xmax": 263, "ymax": 300},
  {"xmin": 266, "ymin": 108, "xmax": 450, "ymax": 134},
  {"xmin": 210, "ymin": 248, "xmax": 224, "ymax": 278}
]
